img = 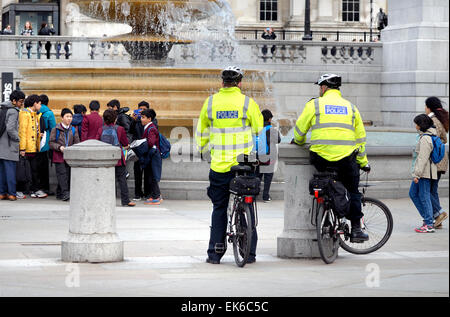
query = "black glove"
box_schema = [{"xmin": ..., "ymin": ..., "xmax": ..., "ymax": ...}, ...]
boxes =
[
  {"xmin": 290, "ymin": 138, "xmax": 296, "ymax": 145},
  {"xmin": 361, "ymin": 164, "xmax": 371, "ymax": 173}
]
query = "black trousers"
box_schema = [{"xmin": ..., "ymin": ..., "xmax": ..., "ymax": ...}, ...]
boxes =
[
  {"xmin": 27, "ymin": 154, "xmax": 41, "ymax": 193},
  {"xmin": 133, "ymin": 161, "xmax": 150, "ymax": 198},
  {"xmin": 55, "ymin": 162, "xmax": 71, "ymax": 197},
  {"xmin": 309, "ymin": 151, "xmax": 363, "ymax": 223},
  {"xmin": 207, "ymin": 169, "xmax": 258, "ymax": 261},
  {"xmin": 256, "ymin": 171, "xmax": 274, "ymax": 201},
  {"xmin": 37, "ymin": 151, "xmax": 50, "ymax": 192},
  {"xmin": 115, "ymin": 165, "xmax": 130, "ymax": 206}
]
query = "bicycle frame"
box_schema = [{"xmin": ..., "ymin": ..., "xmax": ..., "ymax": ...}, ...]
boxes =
[{"xmin": 228, "ymin": 194, "xmax": 258, "ymax": 240}]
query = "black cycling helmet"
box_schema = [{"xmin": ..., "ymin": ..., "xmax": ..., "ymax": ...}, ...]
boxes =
[
  {"xmin": 221, "ymin": 66, "xmax": 244, "ymax": 83},
  {"xmin": 315, "ymin": 73, "xmax": 342, "ymax": 89}
]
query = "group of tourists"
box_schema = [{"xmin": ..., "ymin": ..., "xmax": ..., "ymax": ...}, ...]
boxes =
[{"xmin": 0, "ymin": 92, "xmax": 163, "ymax": 207}]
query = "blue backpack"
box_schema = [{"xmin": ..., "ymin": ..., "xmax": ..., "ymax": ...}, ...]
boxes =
[
  {"xmin": 147, "ymin": 125, "xmax": 171, "ymax": 159},
  {"xmin": 254, "ymin": 125, "xmax": 271, "ymax": 156},
  {"xmin": 100, "ymin": 125, "xmax": 120, "ymax": 147},
  {"xmin": 159, "ymin": 133, "xmax": 171, "ymax": 159},
  {"xmin": 55, "ymin": 126, "xmax": 76, "ymax": 145},
  {"xmin": 424, "ymin": 134, "xmax": 445, "ymax": 164}
]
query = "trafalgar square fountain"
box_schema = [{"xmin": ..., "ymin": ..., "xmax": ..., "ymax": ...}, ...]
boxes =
[{"xmin": 18, "ymin": 0, "xmax": 275, "ymax": 136}]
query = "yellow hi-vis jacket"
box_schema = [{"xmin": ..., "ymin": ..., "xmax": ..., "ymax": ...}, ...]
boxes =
[
  {"xmin": 196, "ymin": 87, "xmax": 264, "ymax": 173},
  {"xmin": 294, "ymin": 89, "xmax": 368, "ymax": 167}
]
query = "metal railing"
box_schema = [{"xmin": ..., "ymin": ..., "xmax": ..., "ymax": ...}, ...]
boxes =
[{"xmin": 234, "ymin": 29, "xmax": 380, "ymax": 42}]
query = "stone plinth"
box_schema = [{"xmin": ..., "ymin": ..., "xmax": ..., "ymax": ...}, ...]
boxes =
[
  {"xmin": 277, "ymin": 144, "xmax": 321, "ymax": 258},
  {"xmin": 61, "ymin": 140, "xmax": 123, "ymax": 263},
  {"xmin": 381, "ymin": 0, "xmax": 449, "ymax": 127}
]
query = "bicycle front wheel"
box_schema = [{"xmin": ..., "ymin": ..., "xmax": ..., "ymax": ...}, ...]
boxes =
[
  {"xmin": 339, "ymin": 197, "xmax": 393, "ymax": 254},
  {"xmin": 316, "ymin": 203, "xmax": 339, "ymax": 264},
  {"xmin": 232, "ymin": 202, "xmax": 253, "ymax": 267}
]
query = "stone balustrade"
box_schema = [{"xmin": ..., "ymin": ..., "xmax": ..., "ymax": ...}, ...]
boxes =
[{"xmin": 0, "ymin": 35, "xmax": 382, "ymax": 68}]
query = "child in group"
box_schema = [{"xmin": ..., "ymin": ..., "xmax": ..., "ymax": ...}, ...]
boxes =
[
  {"xmin": 257, "ymin": 109, "xmax": 281, "ymax": 202},
  {"xmin": 19, "ymin": 94, "xmax": 47, "ymax": 199},
  {"xmin": 409, "ymin": 114, "xmax": 439, "ymax": 233},
  {"xmin": 140, "ymin": 109, "xmax": 162, "ymax": 205},
  {"xmin": 72, "ymin": 104, "xmax": 86, "ymax": 138},
  {"xmin": 49, "ymin": 108, "xmax": 80, "ymax": 201},
  {"xmin": 424, "ymin": 96, "xmax": 449, "ymax": 228},
  {"xmin": 96, "ymin": 109, "xmax": 135, "ymax": 207},
  {"xmin": 81, "ymin": 100, "xmax": 103, "ymax": 141}
]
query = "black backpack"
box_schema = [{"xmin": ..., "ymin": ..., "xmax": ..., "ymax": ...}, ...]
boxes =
[{"xmin": 0, "ymin": 106, "xmax": 8, "ymax": 138}]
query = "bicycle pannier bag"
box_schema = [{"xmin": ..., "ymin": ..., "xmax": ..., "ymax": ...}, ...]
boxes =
[
  {"xmin": 309, "ymin": 176, "xmax": 331, "ymax": 196},
  {"xmin": 230, "ymin": 176, "xmax": 261, "ymax": 196},
  {"xmin": 328, "ymin": 180, "xmax": 350, "ymax": 218}
]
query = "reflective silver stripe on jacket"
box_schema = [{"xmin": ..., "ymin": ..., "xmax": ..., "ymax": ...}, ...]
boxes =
[
  {"xmin": 295, "ymin": 125, "xmax": 306, "ymax": 137},
  {"xmin": 312, "ymin": 122, "xmax": 355, "ymax": 131},
  {"xmin": 196, "ymin": 130, "xmax": 210, "ymax": 138},
  {"xmin": 242, "ymin": 96, "xmax": 250, "ymax": 127},
  {"xmin": 310, "ymin": 139, "xmax": 356, "ymax": 146},
  {"xmin": 207, "ymin": 96, "xmax": 213, "ymax": 127},
  {"xmin": 356, "ymin": 137, "xmax": 366, "ymax": 144},
  {"xmin": 210, "ymin": 126, "xmax": 252, "ymax": 134},
  {"xmin": 313, "ymin": 98, "xmax": 321, "ymax": 127},
  {"xmin": 211, "ymin": 141, "xmax": 253, "ymax": 151},
  {"xmin": 351, "ymin": 104, "xmax": 356, "ymax": 126}
]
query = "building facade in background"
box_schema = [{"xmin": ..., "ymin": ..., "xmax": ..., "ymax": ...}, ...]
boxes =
[{"xmin": 1, "ymin": 0, "xmax": 387, "ymax": 36}]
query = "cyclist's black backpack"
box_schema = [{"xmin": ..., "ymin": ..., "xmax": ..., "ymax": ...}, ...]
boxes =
[
  {"xmin": 230, "ymin": 176, "xmax": 261, "ymax": 196},
  {"xmin": 328, "ymin": 180, "xmax": 351, "ymax": 218}
]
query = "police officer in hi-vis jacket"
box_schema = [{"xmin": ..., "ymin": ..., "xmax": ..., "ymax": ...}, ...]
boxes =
[
  {"xmin": 196, "ymin": 66, "xmax": 264, "ymax": 264},
  {"xmin": 293, "ymin": 74, "xmax": 371, "ymax": 243}
]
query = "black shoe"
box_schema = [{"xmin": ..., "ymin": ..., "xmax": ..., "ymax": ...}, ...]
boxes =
[
  {"xmin": 62, "ymin": 195, "xmax": 70, "ymax": 202},
  {"xmin": 247, "ymin": 257, "xmax": 256, "ymax": 264},
  {"xmin": 350, "ymin": 228, "xmax": 369, "ymax": 243},
  {"xmin": 206, "ymin": 258, "xmax": 220, "ymax": 264}
]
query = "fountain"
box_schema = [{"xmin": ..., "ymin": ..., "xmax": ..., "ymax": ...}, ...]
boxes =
[
  {"xmin": 72, "ymin": 0, "xmax": 227, "ymax": 60},
  {"xmin": 19, "ymin": 0, "xmax": 275, "ymax": 135}
]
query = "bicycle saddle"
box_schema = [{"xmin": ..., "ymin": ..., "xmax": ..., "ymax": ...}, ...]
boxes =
[{"xmin": 231, "ymin": 165, "xmax": 252, "ymax": 173}]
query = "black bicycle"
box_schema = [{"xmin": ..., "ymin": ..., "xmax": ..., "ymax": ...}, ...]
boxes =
[
  {"xmin": 227, "ymin": 155, "xmax": 260, "ymax": 267},
  {"xmin": 310, "ymin": 170, "xmax": 393, "ymax": 264}
]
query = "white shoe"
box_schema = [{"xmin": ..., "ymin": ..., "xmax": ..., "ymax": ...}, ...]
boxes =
[
  {"xmin": 16, "ymin": 192, "xmax": 26, "ymax": 199},
  {"xmin": 35, "ymin": 190, "xmax": 48, "ymax": 198}
]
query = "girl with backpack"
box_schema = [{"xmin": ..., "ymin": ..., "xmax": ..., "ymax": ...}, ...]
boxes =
[
  {"xmin": 425, "ymin": 97, "xmax": 449, "ymax": 228},
  {"xmin": 409, "ymin": 114, "xmax": 439, "ymax": 233},
  {"xmin": 49, "ymin": 108, "xmax": 80, "ymax": 201}
]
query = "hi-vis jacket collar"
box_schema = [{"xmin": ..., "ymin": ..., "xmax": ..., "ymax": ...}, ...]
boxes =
[
  {"xmin": 322, "ymin": 89, "xmax": 342, "ymax": 98},
  {"xmin": 219, "ymin": 87, "xmax": 241, "ymax": 94}
]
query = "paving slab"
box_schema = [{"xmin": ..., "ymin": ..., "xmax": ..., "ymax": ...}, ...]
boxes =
[{"xmin": 0, "ymin": 196, "xmax": 448, "ymax": 297}]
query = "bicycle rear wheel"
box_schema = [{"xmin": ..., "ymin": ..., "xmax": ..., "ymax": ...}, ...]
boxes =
[
  {"xmin": 232, "ymin": 202, "xmax": 253, "ymax": 267},
  {"xmin": 316, "ymin": 203, "xmax": 339, "ymax": 264},
  {"xmin": 339, "ymin": 197, "xmax": 393, "ymax": 254}
]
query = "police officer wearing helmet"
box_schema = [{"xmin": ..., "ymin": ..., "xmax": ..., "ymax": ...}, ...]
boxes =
[
  {"xmin": 293, "ymin": 74, "xmax": 371, "ymax": 242},
  {"xmin": 196, "ymin": 66, "xmax": 264, "ymax": 264}
]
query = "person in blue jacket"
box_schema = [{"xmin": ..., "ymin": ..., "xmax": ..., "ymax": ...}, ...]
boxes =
[{"xmin": 38, "ymin": 94, "xmax": 56, "ymax": 195}]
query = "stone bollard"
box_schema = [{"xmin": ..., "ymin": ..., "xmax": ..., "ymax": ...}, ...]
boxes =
[
  {"xmin": 61, "ymin": 140, "xmax": 124, "ymax": 263},
  {"xmin": 277, "ymin": 144, "xmax": 321, "ymax": 258}
]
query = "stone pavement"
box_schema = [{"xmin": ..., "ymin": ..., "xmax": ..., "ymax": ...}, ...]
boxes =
[{"xmin": 0, "ymin": 196, "xmax": 448, "ymax": 297}]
